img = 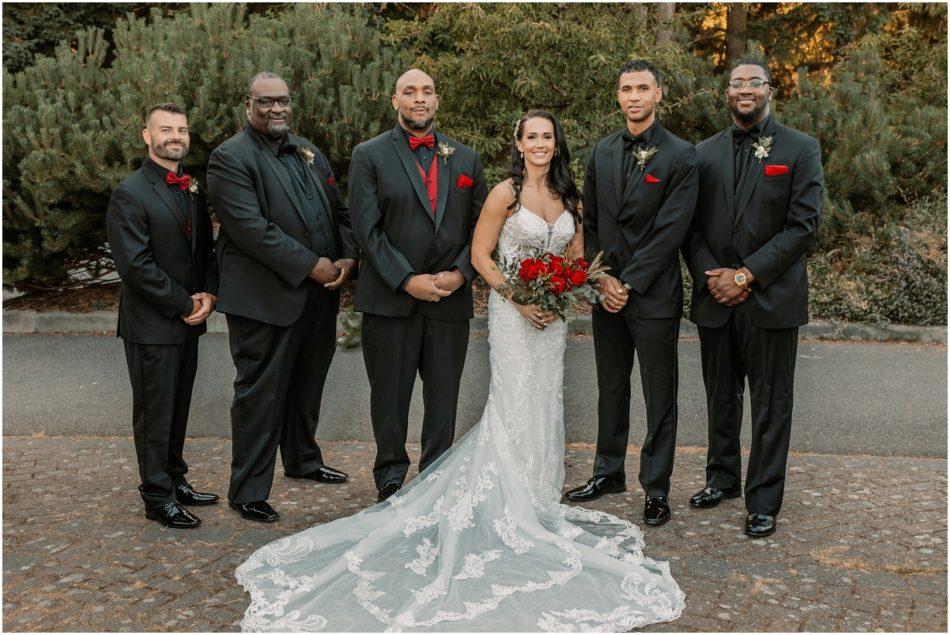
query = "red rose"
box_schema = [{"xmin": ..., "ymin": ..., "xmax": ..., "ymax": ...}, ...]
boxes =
[
  {"xmin": 519, "ymin": 258, "xmax": 540, "ymax": 281},
  {"xmin": 549, "ymin": 276, "xmax": 567, "ymax": 295},
  {"xmin": 575, "ymin": 258, "xmax": 589, "ymax": 270},
  {"xmin": 570, "ymin": 270, "xmax": 587, "ymax": 287}
]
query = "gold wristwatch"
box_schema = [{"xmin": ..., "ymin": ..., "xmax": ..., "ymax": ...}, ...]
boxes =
[{"xmin": 734, "ymin": 270, "xmax": 749, "ymax": 288}]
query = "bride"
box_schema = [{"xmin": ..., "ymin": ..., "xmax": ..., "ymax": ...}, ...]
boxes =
[{"xmin": 235, "ymin": 110, "xmax": 684, "ymax": 631}]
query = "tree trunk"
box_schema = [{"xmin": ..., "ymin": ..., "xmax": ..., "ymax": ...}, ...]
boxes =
[
  {"xmin": 655, "ymin": 3, "xmax": 675, "ymax": 45},
  {"xmin": 726, "ymin": 3, "xmax": 748, "ymax": 68}
]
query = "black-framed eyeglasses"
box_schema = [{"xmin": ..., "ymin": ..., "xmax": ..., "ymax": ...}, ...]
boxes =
[
  {"xmin": 247, "ymin": 95, "xmax": 292, "ymax": 109},
  {"xmin": 728, "ymin": 79, "xmax": 769, "ymax": 90}
]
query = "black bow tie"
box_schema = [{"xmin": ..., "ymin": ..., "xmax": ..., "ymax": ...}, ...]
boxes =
[
  {"xmin": 277, "ymin": 141, "xmax": 298, "ymax": 156},
  {"xmin": 732, "ymin": 127, "xmax": 760, "ymax": 141},
  {"xmin": 623, "ymin": 131, "xmax": 648, "ymax": 148}
]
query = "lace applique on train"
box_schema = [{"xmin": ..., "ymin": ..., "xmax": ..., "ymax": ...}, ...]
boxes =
[{"xmin": 236, "ymin": 205, "xmax": 684, "ymax": 632}]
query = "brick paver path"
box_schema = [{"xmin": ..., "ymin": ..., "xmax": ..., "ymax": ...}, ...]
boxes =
[{"xmin": 3, "ymin": 437, "xmax": 946, "ymax": 631}]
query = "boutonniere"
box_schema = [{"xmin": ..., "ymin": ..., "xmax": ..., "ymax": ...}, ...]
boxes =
[
  {"xmin": 437, "ymin": 142, "xmax": 455, "ymax": 165},
  {"xmin": 752, "ymin": 136, "xmax": 773, "ymax": 162},
  {"xmin": 297, "ymin": 146, "xmax": 315, "ymax": 166},
  {"xmin": 633, "ymin": 146, "xmax": 659, "ymax": 171},
  {"xmin": 188, "ymin": 178, "xmax": 199, "ymax": 194}
]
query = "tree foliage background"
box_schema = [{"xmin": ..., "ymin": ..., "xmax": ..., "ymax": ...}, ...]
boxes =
[{"xmin": 3, "ymin": 2, "xmax": 946, "ymax": 324}]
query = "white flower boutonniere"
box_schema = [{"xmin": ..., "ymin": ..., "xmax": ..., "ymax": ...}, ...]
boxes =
[
  {"xmin": 437, "ymin": 142, "xmax": 455, "ymax": 165},
  {"xmin": 188, "ymin": 178, "xmax": 199, "ymax": 194},
  {"xmin": 634, "ymin": 146, "xmax": 659, "ymax": 171},
  {"xmin": 297, "ymin": 146, "xmax": 315, "ymax": 166},
  {"xmin": 752, "ymin": 136, "xmax": 773, "ymax": 162}
]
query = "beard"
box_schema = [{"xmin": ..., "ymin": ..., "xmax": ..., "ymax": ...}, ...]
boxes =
[
  {"xmin": 732, "ymin": 100, "xmax": 768, "ymax": 126},
  {"xmin": 399, "ymin": 110, "xmax": 435, "ymax": 131},
  {"xmin": 626, "ymin": 103, "xmax": 655, "ymax": 123},
  {"xmin": 266, "ymin": 119, "xmax": 290, "ymax": 138},
  {"xmin": 152, "ymin": 140, "xmax": 189, "ymax": 161}
]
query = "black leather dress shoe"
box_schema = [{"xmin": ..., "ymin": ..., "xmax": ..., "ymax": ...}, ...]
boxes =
[
  {"xmin": 643, "ymin": 496, "xmax": 671, "ymax": 526},
  {"xmin": 377, "ymin": 482, "xmax": 402, "ymax": 502},
  {"xmin": 564, "ymin": 474, "xmax": 626, "ymax": 502},
  {"xmin": 689, "ymin": 486, "xmax": 741, "ymax": 509},
  {"xmin": 145, "ymin": 502, "xmax": 201, "ymax": 529},
  {"xmin": 745, "ymin": 513, "xmax": 776, "ymax": 538},
  {"xmin": 229, "ymin": 500, "xmax": 279, "ymax": 523},
  {"xmin": 286, "ymin": 466, "xmax": 348, "ymax": 484},
  {"xmin": 175, "ymin": 480, "xmax": 220, "ymax": 506}
]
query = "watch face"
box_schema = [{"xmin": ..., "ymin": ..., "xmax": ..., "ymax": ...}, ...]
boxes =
[{"xmin": 735, "ymin": 272, "xmax": 747, "ymax": 285}]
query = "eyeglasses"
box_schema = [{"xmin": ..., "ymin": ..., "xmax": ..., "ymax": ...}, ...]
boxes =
[
  {"xmin": 728, "ymin": 79, "xmax": 769, "ymax": 90},
  {"xmin": 247, "ymin": 95, "xmax": 292, "ymax": 109}
]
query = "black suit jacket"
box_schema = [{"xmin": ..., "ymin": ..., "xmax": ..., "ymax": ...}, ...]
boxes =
[
  {"xmin": 685, "ymin": 118, "xmax": 824, "ymax": 329},
  {"xmin": 348, "ymin": 126, "xmax": 488, "ymax": 321},
  {"xmin": 207, "ymin": 125, "xmax": 358, "ymax": 327},
  {"xmin": 106, "ymin": 161, "xmax": 218, "ymax": 345},
  {"xmin": 583, "ymin": 122, "xmax": 698, "ymax": 318}
]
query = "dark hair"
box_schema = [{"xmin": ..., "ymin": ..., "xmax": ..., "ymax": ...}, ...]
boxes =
[
  {"xmin": 507, "ymin": 110, "xmax": 581, "ymax": 225},
  {"xmin": 618, "ymin": 59, "xmax": 662, "ymax": 86},
  {"xmin": 246, "ymin": 71, "xmax": 286, "ymax": 97},
  {"xmin": 729, "ymin": 58, "xmax": 772, "ymax": 83},
  {"xmin": 144, "ymin": 102, "xmax": 186, "ymax": 126}
]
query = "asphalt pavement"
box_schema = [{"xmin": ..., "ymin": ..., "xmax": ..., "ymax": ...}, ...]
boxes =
[{"xmin": 3, "ymin": 333, "xmax": 945, "ymax": 457}]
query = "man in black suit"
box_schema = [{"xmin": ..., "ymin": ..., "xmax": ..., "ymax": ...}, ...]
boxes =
[
  {"xmin": 207, "ymin": 72, "xmax": 358, "ymax": 523},
  {"xmin": 348, "ymin": 69, "xmax": 488, "ymax": 502},
  {"xmin": 107, "ymin": 103, "xmax": 219, "ymax": 529},
  {"xmin": 566, "ymin": 60, "xmax": 698, "ymax": 527},
  {"xmin": 684, "ymin": 59, "xmax": 823, "ymax": 538}
]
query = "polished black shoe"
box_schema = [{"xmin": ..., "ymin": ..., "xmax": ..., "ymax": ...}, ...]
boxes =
[
  {"xmin": 286, "ymin": 466, "xmax": 348, "ymax": 484},
  {"xmin": 643, "ymin": 496, "xmax": 671, "ymax": 526},
  {"xmin": 175, "ymin": 480, "xmax": 219, "ymax": 506},
  {"xmin": 564, "ymin": 474, "xmax": 626, "ymax": 502},
  {"xmin": 229, "ymin": 500, "xmax": 279, "ymax": 523},
  {"xmin": 145, "ymin": 502, "xmax": 201, "ymax": 529},
  {"xmin": 745, "ymin": 513, "xmax": 776, "ymax": 538},
  {"xmin": 689, "ymin": 486, "xmax": 741, "ymax": 509},
  {"xmin": 377, "ymin": 482, "xmax": 402, "ymax": 502}
]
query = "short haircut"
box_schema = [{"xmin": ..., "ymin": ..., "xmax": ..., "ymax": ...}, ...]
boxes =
[
  {"xmin": 618, "ymin": 59, "xmax": 662, "ymax": 86},
  {"xmin": 144, "ymin": 102, "xmax": 186, "ymax": 127},
  {"xmin": 246, "ymin": 71, "xmax": 286, "ymax": 97},
  {"xmin": 729, "ymin": 57, "xmax": 772, "ymax": 83}
]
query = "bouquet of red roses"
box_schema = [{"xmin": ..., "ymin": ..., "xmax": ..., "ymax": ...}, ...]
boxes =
[{"xmin": 499, "ymin": 251, "xmax": 609, "ymax": 320}]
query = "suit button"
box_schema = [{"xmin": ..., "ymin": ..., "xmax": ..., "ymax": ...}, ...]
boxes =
[{"xmin": 732, "ymin": 227, "xmax": 739, "ymax": 234}]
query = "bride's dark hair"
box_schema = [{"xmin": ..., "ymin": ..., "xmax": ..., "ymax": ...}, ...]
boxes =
[{"xmin": 507, "ymin": 110, "xmax": 581, "ymax": 225}]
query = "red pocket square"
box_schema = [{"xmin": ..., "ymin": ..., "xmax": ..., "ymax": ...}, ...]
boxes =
[
  {"xmin": 327, "ymin": 176, "xmax": 335, "ymax": 186},
  {"xmin": 764, "ymin": 164, "xmax": 789, "ymax": 176},
  {"xmin": 457, "ymin": 174, "xmax": 474, "ymax": 189},
  {"xmin": 644, "ymin": 174, "xmax": 661, "ymax": 184}
]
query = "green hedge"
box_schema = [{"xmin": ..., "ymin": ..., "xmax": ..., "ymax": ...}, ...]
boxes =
[{"xmin": 3, "ymin": 3, "xmax": 946, "ymax": 324}]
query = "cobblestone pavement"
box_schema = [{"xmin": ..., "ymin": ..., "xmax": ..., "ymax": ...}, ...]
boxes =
[{"xmin": 3, "ymin": 436, "xmax": 946, "ymax": 632}]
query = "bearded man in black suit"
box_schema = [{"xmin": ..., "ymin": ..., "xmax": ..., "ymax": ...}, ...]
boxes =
[
  {"xmin": 565, "ymin": 60, "xmax": 698, "ymax": 528},
  {"xmin": 348, "ymin": 69, "xmax": 488, "ymax": 502},
  {"xmin": 207, "ymin": 72, "xmax": 358, "ymax": 523},
  {"xmin": 684, "ymin": 58, "xmax": 824, "ymax": 538},
  {"xmin": 107, "ymin": 103, "xmax": 219, "ymax": 528}
]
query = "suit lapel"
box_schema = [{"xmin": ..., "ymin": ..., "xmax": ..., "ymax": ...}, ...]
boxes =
[
  {"xmin": 609, "ymin": 133, "xmax": 625, "ymax": 211},
  {"xmin": 391, "ymin": 127, "xmax": 435, "ymax": 224},
  {"xmin": 620, "ymin": 124, "xmax": 666, "ymax": 209},
  {"xmin": 719, "ymin": 129, "xmax": 736, "ymax": 219},
  {"xmin": 295, "ymin": 139, "xmax": 334, "ymax": 221},
  {"xmin": 434, "ymin": 133, "xmax": 450, "ymax": 232},
  {"xmin": 258, "ymin": 144, "xmax": 311, "ymax": 231},
  {"xmin": 187, "ymin": 191, "xmax": 197, "ymax": 256},
  {"xmin": 734, "ymin": 119, "xmax": 779, "ymax": 227},
  {"xmin": 149, "ymin": 177, "xmax": 188, "ymax": 238}
]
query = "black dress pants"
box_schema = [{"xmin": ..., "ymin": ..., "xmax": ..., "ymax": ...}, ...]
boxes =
[
  {"xmin": 591, "ymin": 306, "xmax": 680, "ymax": 497},
  {"xmin": 698, "ymin": 302, "xmax": 799, "ymax": 516},
  {"xmin": 123, "ymin": 331, "xmax": 199, "ymax": 508},
  {"xmin": 226, "ymin": 282, "xmax": 338, "ymax": 504},
  {"xmin": 361, "ymin": 311, "xmax": 469, "ymax": 489}
]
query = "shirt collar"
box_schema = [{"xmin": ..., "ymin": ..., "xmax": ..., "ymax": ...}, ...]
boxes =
[
  {"xmin": 245, "ymin": 122, "xmax": 285, "ymax": 156},
  {"xmin": 622, "ymin": 119, "xmax": 659, "ymax": 146},
  {"xmin": 143, "ymin": 156, "xmax": 182, "ymax": 182},
  {"xmin": 732, "ymin": 114, "xmax": 770, "ymax": 138}
]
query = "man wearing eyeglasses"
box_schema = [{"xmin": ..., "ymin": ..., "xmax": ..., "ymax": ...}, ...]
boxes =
[
  {"xmin": 207, "ymin": 72, "xmax": 358, "ymax": 523},
  {"xmin": 683, "ymin": 59, "xmax": 824, "ymax": 538}
]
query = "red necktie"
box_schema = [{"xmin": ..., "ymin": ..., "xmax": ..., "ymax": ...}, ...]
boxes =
[
  {"xmin": 408, "ymin": 135, "xmax": 435, "ymax": 151},
  {"xmin": 165, "ymin": 172, "xmax": 192, "ymax": 190}
]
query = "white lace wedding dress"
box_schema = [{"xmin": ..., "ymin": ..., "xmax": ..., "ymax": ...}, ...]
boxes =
[{"xmin": 236, "ymin": 206, "xmax": 685, "ymax": 631}]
